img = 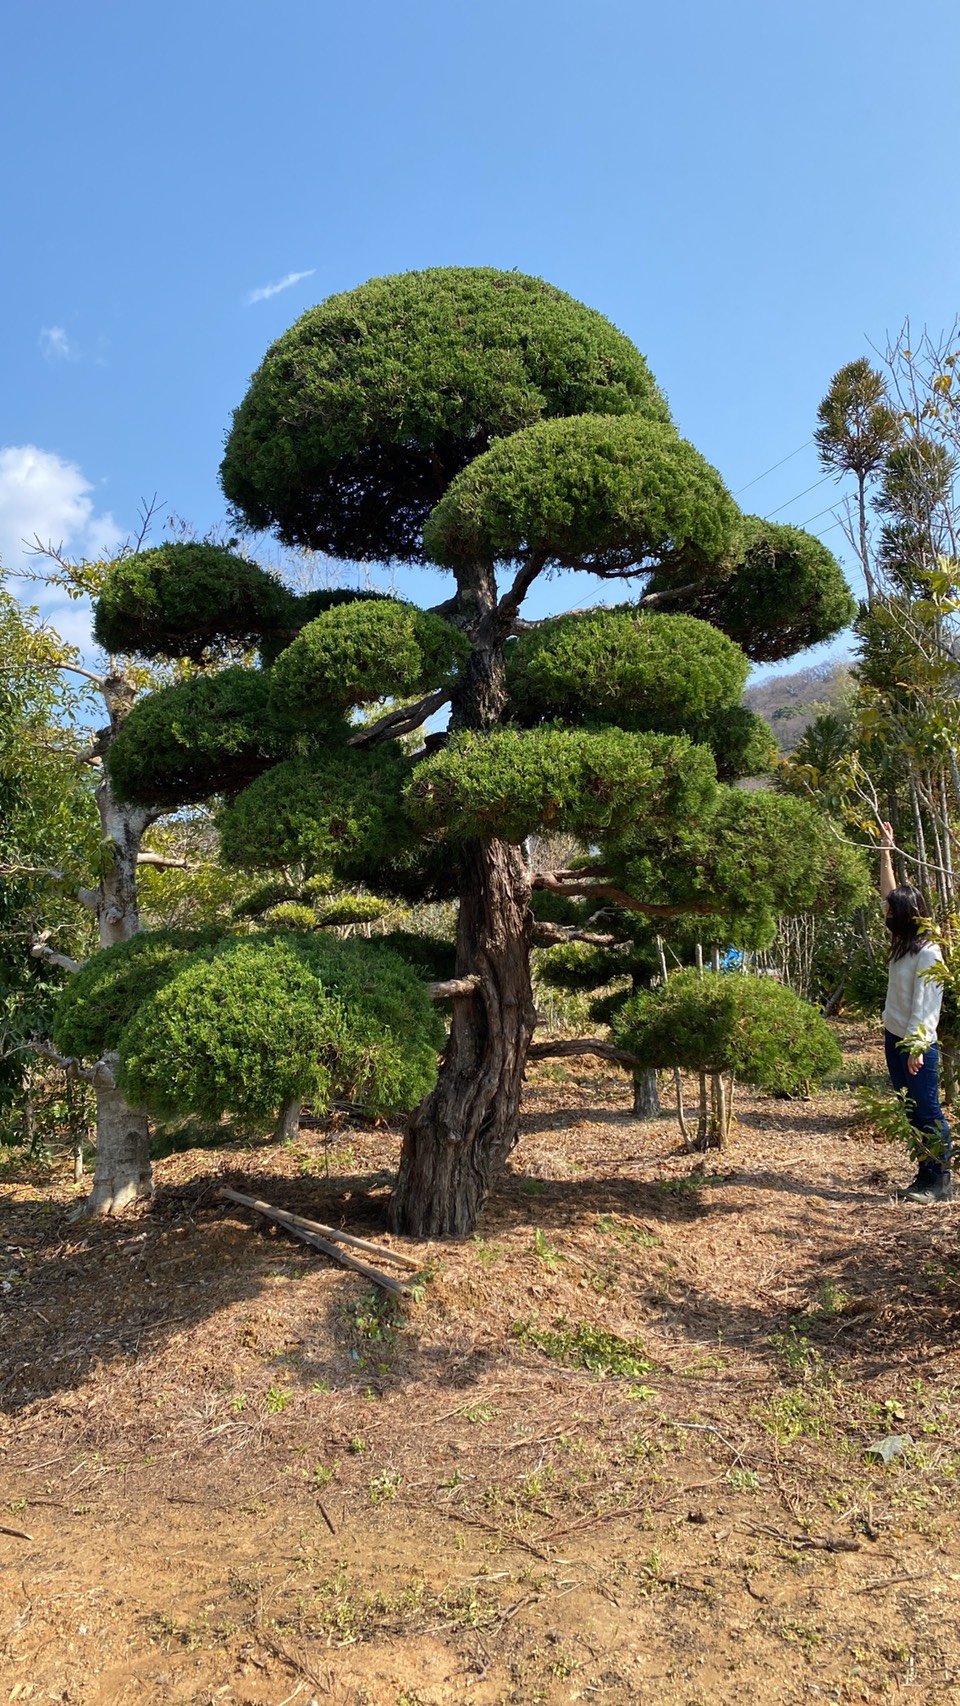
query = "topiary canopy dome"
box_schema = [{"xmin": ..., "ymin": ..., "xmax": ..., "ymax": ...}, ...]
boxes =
[{"xmin": 220, "ymin": 267, "xmax": 671, "ymax": 561}]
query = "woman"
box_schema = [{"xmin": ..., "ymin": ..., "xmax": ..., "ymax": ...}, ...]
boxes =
[{"xmin": 879, "ymin": 822, "xmax": 952, "ymax": 1203}]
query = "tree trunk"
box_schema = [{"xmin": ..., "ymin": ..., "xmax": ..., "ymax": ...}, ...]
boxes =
[
  {"xmin": 631, "ymin": 1066, "xmax": 661, "ymax": 1119},
  {"xmin": 275, "ymin": 1099, "xmax": 301, "ymax": 1142},
  {"xmin": 80, "ymin": 1059, "xmax": 153, "ymax": 1216},
  {"xmin": 390, "ymin": 836, "xmax": 536, "ymax": 1237},
  {"xmin": 77, "ymin": 770, "xmax": 156, "ymax": 1216}
]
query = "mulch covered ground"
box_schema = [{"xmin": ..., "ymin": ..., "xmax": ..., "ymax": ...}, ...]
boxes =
[{"xmin": 2, "ymin": 1023, "xmax": 960, "ymax": 1704}]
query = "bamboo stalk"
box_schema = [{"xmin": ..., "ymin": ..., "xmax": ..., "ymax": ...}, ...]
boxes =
[{"xmin": 217, "ymin": 1189, "xmax": 413, "ymax": 1295}]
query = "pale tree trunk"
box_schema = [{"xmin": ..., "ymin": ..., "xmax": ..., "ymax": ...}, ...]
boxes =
[{"xmin": 77, "ymin": 768, "xmax": 154, "ymax": 1216}]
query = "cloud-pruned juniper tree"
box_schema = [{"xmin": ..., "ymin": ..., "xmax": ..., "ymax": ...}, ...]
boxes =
[{"xmin": 100, "ymin": 268, "xmax": 854, "ymax": 1236}]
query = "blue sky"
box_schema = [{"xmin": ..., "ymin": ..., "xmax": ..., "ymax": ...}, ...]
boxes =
[{"xmin": 3, "ymin": 0, "xmax": 960, "ymax": 672}]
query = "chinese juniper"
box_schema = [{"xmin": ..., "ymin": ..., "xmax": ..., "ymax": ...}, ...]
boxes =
[{"xmin": 89, "ymin": 266, "xmax": 855, "ymax": 1235}]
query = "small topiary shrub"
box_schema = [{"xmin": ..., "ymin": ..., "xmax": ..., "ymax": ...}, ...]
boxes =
[
  {"xmin": 611, "ymin": 969, "xmax": 841, "ymax": 1096},
  {"xmin": 53, "ymin": 930, "xmax": 215, "ymax": 1060},
  {"xmin": 55, "ymin": 930, "xmax": 446, "ymax": 1131}
]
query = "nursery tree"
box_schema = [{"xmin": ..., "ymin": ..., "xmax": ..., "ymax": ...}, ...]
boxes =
[
  {"xmin": 101, "ymin": 267, "xmax": 855, "ymax": 1235},
  {"xmin": 610, "ymin": 970, "xmax": 842, "ymax": 1147}
]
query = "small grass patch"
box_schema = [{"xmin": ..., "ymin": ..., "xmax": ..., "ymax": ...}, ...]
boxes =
[{"xmin": 513, "ymin": 1317, "xmax": 652, "ymax": 1378}]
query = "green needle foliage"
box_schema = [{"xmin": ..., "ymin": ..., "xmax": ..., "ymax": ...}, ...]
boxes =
[
  {"xmin": 107, "ymin": 668, "xmax": 347, "ymax": 807},
  {"xmin": 612, "ymin": 970, "xmax": 842, "ymax": 1096},
  {"xmin": 269, "ymin": 598, "xmax": 470, "ymax": 718},
  {"xmin": 424, "ymin": 415, "xmax": 741, "ymax": 578},
  {"xmin": 57, "ymin": 931, "xmax": 445, "ymax": 1129},
  {"xmin": 405, "ymin": 725, "xmax": 718, "ymax": 845},
  {"xmin": 93, "ymin": 542, "xmax": 296, "ymax": 662},
  {"xmin": 646, "ymin": 518, "xmax": 856, "ymax": 663},
  {"xmin": 221, "ymin": 267, "xmax": 670, "ymax": 559},
  {"xmin": 216, "ymin": 745, "xmax": 414, "ymax": 879}
]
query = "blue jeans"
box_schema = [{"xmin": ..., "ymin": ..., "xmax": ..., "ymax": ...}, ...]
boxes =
[{"xmin": 884, "ymin": 1030, "xmax": 952, "ymax": 1180}]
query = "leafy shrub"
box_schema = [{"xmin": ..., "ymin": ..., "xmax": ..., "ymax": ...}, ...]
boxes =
[
  {"xmin": 57, "ymin": 931, "xmax": 445, "ymax": 1129},
  {"xmin": 270, "ymin": 598, "xmax": 469, "ymax": 717},
  {"xmin": 94, "ymin": 543, "xmax": 295, "ymax": 661},
  {"xmin": 612, "ymin": 970, "xmax": 841, "ymax": 1095}
]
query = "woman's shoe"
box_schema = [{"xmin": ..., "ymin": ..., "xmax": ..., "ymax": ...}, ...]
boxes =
[{"xmin": 897, "ymin": 1176, "xmax": 953, "ymax": 1204}]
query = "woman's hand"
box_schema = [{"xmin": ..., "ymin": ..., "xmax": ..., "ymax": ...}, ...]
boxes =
[
  {"xmin": 880, "ymin": 821, "xmax": 895, "ymax": 851},
  {"xmin": 908, "ymin": 1053, "xmax": 924, "ymax": 1075}
]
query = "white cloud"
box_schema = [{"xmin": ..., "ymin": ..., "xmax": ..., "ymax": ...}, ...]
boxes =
[
  {"xmin": 40, "ymin": 325, "xmax": 77, "ymax": 362},
  {"xmin": 247, "ymin": 268, "xmax": 315, "ymax": 305},
  {"xmin": 0, "ymin": 445, "xmax": 123, "ymax": 656}
]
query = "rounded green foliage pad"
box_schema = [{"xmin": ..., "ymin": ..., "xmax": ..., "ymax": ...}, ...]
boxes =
[
  {"xmin": 506, "ymin": 607, "xmax": 748, "ymax": 730},
  {"xmin": 612, "ymin": 969, "xmax": 842, "ymax": 1095},
  {"xmin": 94, "ymin": 542, "xmax": 296, "ymax": 662},
  {"xmin": 221, "ymin": 267, "xmax": 670, "ymax": 560},
  {"xmin": 406, "ymin": 725, "xmax": 717, "ymax": 845},
  {"xmin": 270, "ymin": 598, "xmax": 469, "ymax": 718},
  {"xmin": 217, "ymin": 743, "xmax": 415, "ymax": 880},
  {"xmin": 425, "ymin": 414, "xmax": 742, "ymax": 579},
  {"xmin": 107, "ymin": 668, "xmax": 345, "ymax": 808}
]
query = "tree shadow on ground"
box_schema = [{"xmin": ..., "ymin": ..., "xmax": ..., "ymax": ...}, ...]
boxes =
[{"xmin": 2, "ymin": 1135, "xmax": 958, "ymax": 1419}]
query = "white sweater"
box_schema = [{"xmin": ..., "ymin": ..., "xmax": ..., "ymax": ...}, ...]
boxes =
[{"xmin": 883, "ymin": 942, "xmax": 944, "ymax": 1048}]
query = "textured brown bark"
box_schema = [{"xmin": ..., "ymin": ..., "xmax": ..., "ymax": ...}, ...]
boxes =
[
  {"xmin": 631, "ymin": 1067, "xmax": 661, "ymax": 1119},
  {"xmin": 390, "ymin": 560, "xmax": 544, "ymax": 1236},
  {"xmin": 390, "ymin": 837, "xmax": 536, "ymax": 1236}
]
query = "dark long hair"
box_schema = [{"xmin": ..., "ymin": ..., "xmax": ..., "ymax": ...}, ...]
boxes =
[{"xmin": 886, "ymin": 884, "xmax": 931, "ymax": 961}]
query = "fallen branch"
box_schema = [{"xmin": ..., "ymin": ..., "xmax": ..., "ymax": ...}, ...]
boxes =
[
  {"xmin": 218, "ymin": 1187, "xmax": 422, "ymax": 1270},
  {"xmin": 0, "ymin": 1523, "xmax": 34, "ymax": 1541},
  {"xmin": 217, "ymin": 1188, "xmax": 413, "ymax": 1295},
  {"xmin": 429, "ymin": 975, "xmax": 481, "ymax": 1000}
]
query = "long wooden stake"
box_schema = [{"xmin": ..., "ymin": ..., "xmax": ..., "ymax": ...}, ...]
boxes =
[
  {"xmin": 218, "ymin": 1189, "xmax": 411, "ymax": 1296},
  {"xmin": 218, "ymin": 1188, "xmax": 422, "ymax": 1270}
]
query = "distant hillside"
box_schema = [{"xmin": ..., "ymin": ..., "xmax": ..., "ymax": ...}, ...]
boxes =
[{"xmin": 743, "ymin": 660, "xmax": 853, "ymax": 754}]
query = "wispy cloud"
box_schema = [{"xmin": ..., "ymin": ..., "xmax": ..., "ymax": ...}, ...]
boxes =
[
  {"xmin": 40, "ymin": 324, "xmax": 78, "ymax": 362},
  {"xmin": 247, "ymin": 268, "xmax": 315, "ymax": 305}
]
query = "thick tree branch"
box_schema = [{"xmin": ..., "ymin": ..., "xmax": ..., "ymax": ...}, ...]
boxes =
[
  {"xmin": 136, "ymin": 851, "xmax": 200, "ymax": 871},
  {"xmin": 348, "ymin": 689, "xmax": 451, "ymax": 748},
  {"xmin": 531, "ymin": 921, "xmax": 619, "ymax": 948},
  {"xmin": 30, "ymin": 938, "xmax": 83, "ymax": 974},
  {"xmin": 531, "ymin": 871, "xmax": 728, "ymax": 918},
  {"xmin": 636, "ymin": 580, "xmax": 701, "ymax": 609},
  {"xmin": 496, "ymin": 552, "xmax": 548, "ymax": 629},
  {"xmin": 429, "ymin": 974, "xmax": 481, "ymax": 1000},
  {"xmin": 30, "ymin": 1038, "xmax": 115, "ymax": 1088},
  {"xmin": 527, "ymin": 1037, "xmax": 642, "ymax": 1070}
]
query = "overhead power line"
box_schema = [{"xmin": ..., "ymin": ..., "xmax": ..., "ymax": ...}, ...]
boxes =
[
  {"xmin": 763, "ymin": 473, "xmax": 833, "ymax": 519},
  {"xmin": 733, "ymin": 439, "xmax": 812, "ymax": 496}
]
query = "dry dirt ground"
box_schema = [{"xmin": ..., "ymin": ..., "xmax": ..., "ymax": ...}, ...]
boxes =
[{"xmin": 3, "ymin": 1025, "xmax": 960, "ymax": 1705}]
